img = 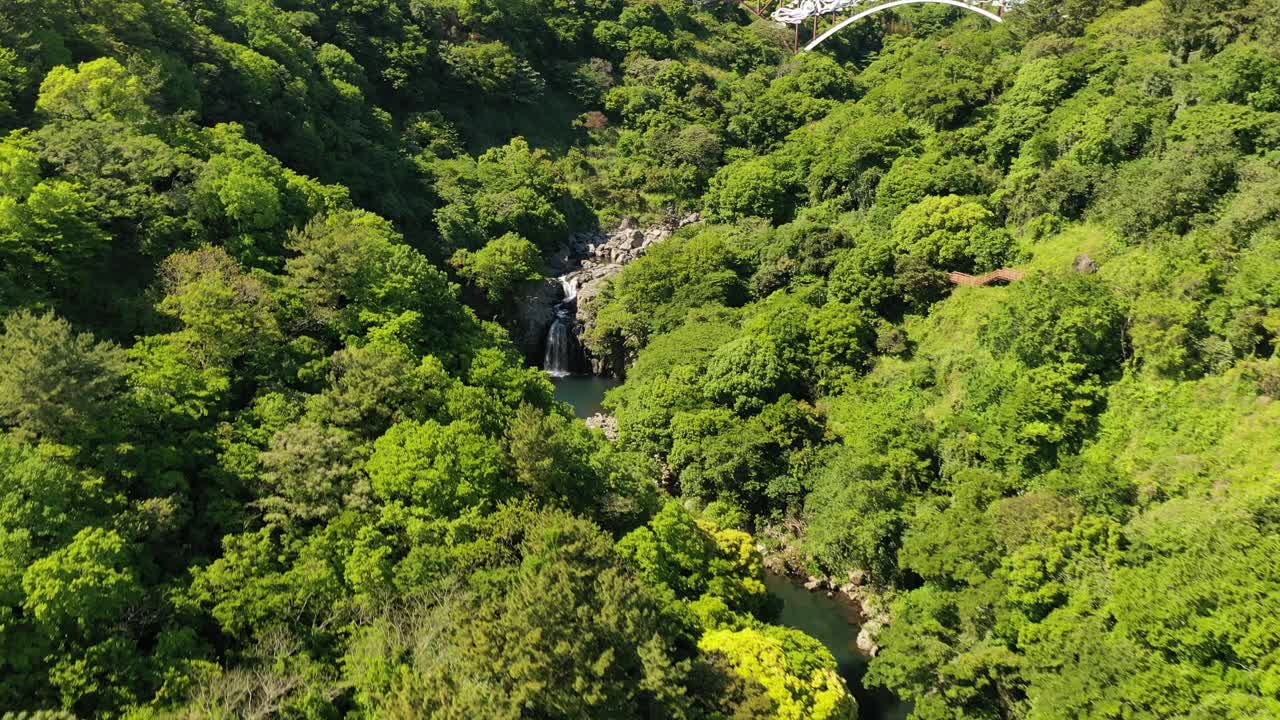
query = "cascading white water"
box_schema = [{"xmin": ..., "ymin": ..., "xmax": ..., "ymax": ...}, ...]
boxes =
[
  {"xmin": 543, "ymin": 276, "xmax": 582, "ymax": 377},
  {"xmin": 543, "ymin": 311, "xmax": 574, "ymax": 377}
]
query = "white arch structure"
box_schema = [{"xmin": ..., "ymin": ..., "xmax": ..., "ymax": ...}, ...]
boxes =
[{"xmin": 768, "ymin": 0, "xmax": 1019, "ymax": 51}]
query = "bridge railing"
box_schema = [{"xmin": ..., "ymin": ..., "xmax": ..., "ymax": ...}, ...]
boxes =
[
  {"xmin": 771, "ymin": 0, "xmax": 1014, "ymax": 25},
  {"xmin": 948, "ymin": 268, "xmax": 1026, "ymax": 287},
  {"xmin": 738, "ymin": 0, "xmax": 1022, "ymax": 52}
]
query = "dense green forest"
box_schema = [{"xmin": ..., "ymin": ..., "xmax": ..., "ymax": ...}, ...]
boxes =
[{"xmin": 1, "ymin": 0, "xmax": 1279, "ymax": 717}]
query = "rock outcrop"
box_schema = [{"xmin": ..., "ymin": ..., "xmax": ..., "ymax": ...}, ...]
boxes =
[
  {"xmin": 1074, "ymin": 253, "xmax": 1100, "ymax": 274},
  {"xmin": 501, "ymin": 211, "xmax": 701, "ymax": 368},
  {"xmin": 584, "ymin": 413, "xmax": 618, "ymax": 440},
  {"xmin": 510, "ymin": 278, "xmax": 565, "ymax": 365},
  {"xmin": 505, "ymin": 213, "xmax": 700, "ymax": 373},
  {"xmin": 551, "ymin": 212, "xmax": 701, "ymax": 375}
]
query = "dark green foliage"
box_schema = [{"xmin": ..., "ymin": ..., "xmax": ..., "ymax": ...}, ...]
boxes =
[
  {"xmin": 4, "ymin": 0, "xmax": 1280, "ymax": 717},
  {"xmin": 0, "ymin": 311, "xmax": 127, "ymax": 445},
  {"xmin": 982, "ymin": 273, "xmax": 1127, "ymax": 374}
]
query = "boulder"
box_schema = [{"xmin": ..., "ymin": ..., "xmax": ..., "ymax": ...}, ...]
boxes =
[
  {"xmin": 585, "ymin": 413, "xmax": 619, "ymax": 440},
  {"xmin": 1074, "ymin": 253, "xmax": 1100, "ymax": 274},
  {"xmin": 856, "ymin": 625, "xmax": 881, "ymax": 657}
]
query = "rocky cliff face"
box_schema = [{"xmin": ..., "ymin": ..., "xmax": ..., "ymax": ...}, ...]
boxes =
[
  {"xmin": 561, "ymin": 214, "xmax": 700, "ymax": 375},
  {"xmin": 509, "ymin": 278, "xmax": 564, "ymax": 366},
  {"xmin": 509, "ymin": 213, "xmax": 700, "ymax": 374}
]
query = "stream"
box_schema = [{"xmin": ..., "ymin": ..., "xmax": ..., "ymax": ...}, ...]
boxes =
[
  {"xmin": 765, "ymin": 572, "xmax": 912, "ymax": 720},
  {"xmin": 549, "ymin": 378, "xmax": 911, "ymax": 719}
]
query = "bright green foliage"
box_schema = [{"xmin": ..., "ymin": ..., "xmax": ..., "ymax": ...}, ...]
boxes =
[
  {"xmin": 581, "ymin": 4, "xmax": 1280, "ymax": 715},
  {"xmin": 805, "ymin": 447, "xmax": 911, "ymax": 583},
  {"xmin": 589, "ymin": 227, "xmax": 749, "ymax": 358},
  {"xmin": 892, "ymin": 195, "xmax": 1014, "ymax": 274},
  {"xmin": 702, "ymin": 335, "xmax": 792, "ymax": 412},
  {"xmin": 0, "ymin": 129, "xmax": 109, "ymax": 308},
  {"xmin": 284, "ymin": 210, "xmax": 465, "ymax": 354},
  {"xmin": 617, "ymin": 501, "xmax": 771, "ymax": 619},
  {"xmin": 0, "ymin": 47, "xmax": 22, "ymax": 126},
  {"xmin": 184, "ymin": 525, "xmax": 349, "ymax": 642},
  {"xmin": 669, "ymin": 398, "xmax": 822, "ymax": 517},
  {"xmin": 451, "ymin": 232, "xmax": 543, "ymax": 303},
  {"xmin": 22, "ymin": 527, "xmax": 141, "ymax": 639},
  {"xmin": 876, "ymin": 151, "xmax": 990, "ymax": 211},
  {"xmin": 6, "ymin": 0, "xmax": 1280, "ymax": 716},
  {"xmin": 189, "ymin": 122, "xmax": 352, "ymax": 269},
  {"xmin": 125, "ymin": 333, "xmax": 232, "ymax": 436},
  {"xmin": 703, "ymin": 157, "xmax": 796, "ymax": 223},
  {"xmin": 988, "ymin": 59, "xmax": 1073, "ymax": 166},
  {"xmin": 606, "ymin": 344, "xmax": 724, "ymax": 455},
  {"xmin": 367, "ymin": 419, "xmax": 509, "ymax": 518},
  {"xmin": 958, "ymin": 360, "xmax": 1106, "ymax": 477},
  {"xmin": 808, "ymin": 301, "xmax": 875, "ymax": 388},
  {"xmin": 982, "ymin": 273, "xmax": 1127, "ymax": 375},
  {"xmin": 305, "ymin": 343, "xmax": 449, "ymax": 439},
  {"xmin": 1162, "ymin": 0, "xmax": 1257, "ymax": 59},
  {"xmin": 20, "ymin": 526, "xmax": 147, "ymax": 712},
  {"xmin": 0, "ymin": 130, "xmax": 38, "ymax": 198},
  {"xmin": 803, "ymin": 111, "xmax": 919, "ymax": 208},
  {"xmin": 723, "ymin": 53, "xmax": 857, "ymax": 152},
  {"xmin": 36, "ymin": 59, "xmax": 150, "ymax": 125},
  {"xmin": 256, "ymin": 422, "xmax": 363, "ymax": 525},
  {"xmin": 699, "ymin": 625, "xmax": 857, "ymax": 720},
  {"xmin": 1211, "ymin": 231, "xmax": 1280, "ymax": 356},
  {"xmin": 1013, "ymin": 0, "xmax": 1133, "ymax": 36},
  {"xmin": 900, "ymin": 473, "xmax": 1008, "ymax": 587},
  {"xmin": 505, "ymin": 403, "xmax": 648, "ymax": 521},
  {"xmin": 0, "ymin": 439, "xmax": 118, "ymax": 709},
  {"xmin": 442, "ymin": 41, "xmax": 545, "ymax": 102},
  {"xmin": 156, "ymin": 246, "xmax": 282, "ymax": 369},
  {"xmin": 346, "ymin": 512, "xmax": 723, "ymax": 719},
  {"xmin": 863, "ymin": 585, "xmax": 1021, "ymax": 720},
  {"xmin": 433, "ymin": 137, "xmax": 572, "ymax": 253}
]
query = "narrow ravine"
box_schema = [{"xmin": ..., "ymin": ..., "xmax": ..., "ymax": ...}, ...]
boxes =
[
  {"xmin": 553, "ymin": 382, "xmax": 911, "ymax": 720},
  {"xmin": 764, "ymin": 573, "xmax": 912, "ymax": 720}
]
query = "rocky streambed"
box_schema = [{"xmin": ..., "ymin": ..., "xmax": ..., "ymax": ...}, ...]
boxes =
[
  {"xmin": 757, "ymin": 522, "xmax": 894, "ymax": 658},
  {"xmin": 509, "ymin": 213, "xmax": 701, "ymax": 375}
]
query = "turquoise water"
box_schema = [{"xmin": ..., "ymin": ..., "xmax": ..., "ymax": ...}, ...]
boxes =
[
  {"xmin": 551, "ymin": 375, "xmax": 621, "ymax": 418},
  {"xmin": 553, "ymin": 373, "xmax": 911, "ymax": 719},
  {"xmin": 764, "ymin": 572, "xmax": 912, "ymax": 720}
]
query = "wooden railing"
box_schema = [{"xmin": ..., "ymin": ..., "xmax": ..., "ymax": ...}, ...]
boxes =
[{"xmin": 948, "ymin": 268, "xmax": 1026, "ymax": 287}]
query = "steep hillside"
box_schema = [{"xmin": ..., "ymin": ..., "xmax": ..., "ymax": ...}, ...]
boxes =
[{"xmin": 2, "ymin": 0, "xmax": 1280, "ymax": 718}]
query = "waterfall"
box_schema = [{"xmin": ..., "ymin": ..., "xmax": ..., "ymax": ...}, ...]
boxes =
[{"xmin": 543, "ymin": 276, "xmax": 583, "ymax": 377}]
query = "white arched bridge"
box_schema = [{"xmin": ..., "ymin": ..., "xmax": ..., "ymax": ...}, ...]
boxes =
[{"xmin": 737, "ymin": 0, "xmax": 1024, "ymax": 51}]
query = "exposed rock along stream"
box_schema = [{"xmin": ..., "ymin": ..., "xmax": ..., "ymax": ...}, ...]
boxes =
[
  {"xmin": 522, "ymin": 218, "xmax": 911, "ymax": 718},
  {"xmin": 511, "ymin": 213, "xmax": 701, "ymax": 377}
]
